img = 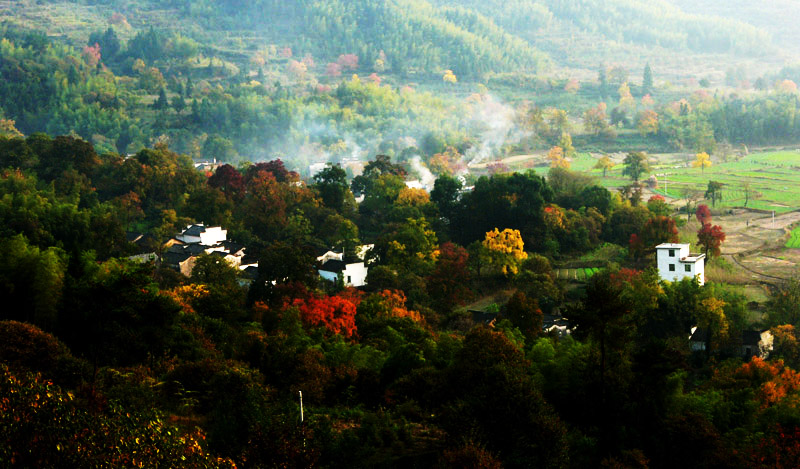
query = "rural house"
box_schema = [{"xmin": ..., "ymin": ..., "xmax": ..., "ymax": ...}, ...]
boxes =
[{"xmin": 656, "ymin": 243, "xmax": 705, "ymax": 285}]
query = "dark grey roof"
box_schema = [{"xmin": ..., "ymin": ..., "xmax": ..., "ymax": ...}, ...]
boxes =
[
  {"xmin": 543, "ymin": 314, "xmax": 569, "ymax": 329},
  {"xmin": 242, "ymin": 265, "xmax": 259, "ymax": 279},
  {"xmin": 164, "ymin": 251, "xmax": 194, "ymax": 265},
  {"xmin": 223, "ymin": 241, "xmax": 245, "ymax": 253},
  {"xmin": 241, "ymin": 253, "xmax": 259, "ymax": 265},
  {"xmin": 183, "ymin": 224, "xmax": 207, "ymax": 236},
  {"xmin": 320, "ymin": 259, "xmax": 346, "ymax": 273},
  {"xmin": 469, "ymin": 310, "xmax": 498, "ymax": 325},
  {"xmin": 742, "ymin": 330, "xmax": 764, "ymax": 346},
  {"xmin": 126, "ymin": 232, "xmax": 144, "ymax": 243},
  {"xmin": 690, "ymin": 328, "xmax": 709, "ymax": 342},
  {"xmin": 184, "ymin": 244, "xmax": 207, "ymax": 255},
  {"xmin": 210, "ymin": 251, "xmax": 228, "ymax": 258}
]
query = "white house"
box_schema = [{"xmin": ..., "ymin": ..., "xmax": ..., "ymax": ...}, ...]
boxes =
[
  {"xmin": 319, "ymin": 259, "xmax": 368, "ymax": 287},
  {"xmin": 177, "ymin": 224, "xmax": 227, "ymax": 246},
  {"xmin": 656, "ymin": 243, "xmax": 705, "ymax": 285}
]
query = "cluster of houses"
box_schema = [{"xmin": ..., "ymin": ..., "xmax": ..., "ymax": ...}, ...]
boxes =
[{"xmin": 128, "ymin": 223, "xmax": 371, "ymax": 288}]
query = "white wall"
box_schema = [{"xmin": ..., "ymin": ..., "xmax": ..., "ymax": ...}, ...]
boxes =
[{"xmin": 657, "ymin": 244, "xmax": 704, "ymax": 284}]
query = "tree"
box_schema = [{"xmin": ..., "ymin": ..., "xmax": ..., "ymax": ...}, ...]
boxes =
[
  {"xmin": 622, "ymin": 152, "xmax": 650, "ymax": 182},
  {"xmin": 547, "ymin": 146, "xmax": 568, "ymax": 169},
  {"xmin": 695, "ymin": 204, "xmax": 712, "ymax": 225},
  {"xmin": 290, "ymin": 294, "xmax": 358, "ymax": 337},
  {"xmin": 504, "ymin": 291, "xmax": 543, "ymax": 339},
  {"xmin": 704, "ymin": 181, "xmax": 724, "ymax": 207},
  {"xmin": 636, "ymin": 109, "xmax": 658, "ymax": 136},
  {"xmin": 154, "ymin": 87, "xmax": 169, "ymax": 110},
  {"xmin": 697, "ymin": 223, "xmax": 725, "ymax": 259},
  {"xmin": 767, "ymin": 278, "xmax": 800, "ymax": 327},
  {"xmin": 598, "ymin": 66, "xmax": 609, "ymax": 98},
  {"xmin": 483, "ymin": 228, "xmax": 528, "ymax": 277},
  {"xmin": 697, "ymin": 297, "xmax": 728, "ymax": 354},
  {"xmin": 558, "ymin": 132, "xmax": 575, "ymax": 158},
  {"xmin": 692, "ymin": 152, "xmax": 712, "ymax": 172},
  {"xmin": 642, "ymin": 63, "xmax": 653, "ymax": 95},
  {"xmin": 313, "ymin": 163, "xmax": 352, "ymax": 213},
  {"xmin": 426, "ymin": 242, "xmax": 471, "ymax": 313},
  {"xmin": 443, "ymin": 70, "xmax": 457, "ymax": 84},
  {"xmin": 594, "ymin": 155, "xmax": 615, "ymax": 177},
  {"xmin": 584, "ymin": 103, "xmax": 609, "ymax": 135},
  {"xmin": 639, "ymin": 216, "xmax": 680, "ymax": 251}
]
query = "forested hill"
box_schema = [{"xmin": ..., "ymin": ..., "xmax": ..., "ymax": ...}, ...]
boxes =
[
  {"xmin": 436, "ymin": 0, "xmax": 771, "ymax": 56},
  {"xmin": 2, "ymin": 0, "xmax": 776, "ymax": 79}
]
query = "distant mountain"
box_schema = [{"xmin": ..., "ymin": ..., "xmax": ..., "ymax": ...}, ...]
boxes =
[{"xmin": 1, "ymin": 0, "xmax": 779, "ymax": 80}]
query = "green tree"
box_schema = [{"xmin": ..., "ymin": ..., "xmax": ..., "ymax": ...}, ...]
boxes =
[
  {"xmin": 642, "ymin": 63, "xmax": 653, "ymax": 95},
  {"xmin": 705, "ymin": 181, "xmax": 724, "ymax": 207},
  {"xmin": 154, "ymin": 87, "xmax": 169, "ymax": 110},
  {"xmin": 622, "ymin": 151, "xmax": 650, "ymax": 182},
  {"xmin": 313, "ymin": 164, "xmax": 353, "ymax": 214}
]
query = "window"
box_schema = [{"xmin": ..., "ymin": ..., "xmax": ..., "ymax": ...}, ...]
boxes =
[
  {"xmin": 685, "ymin": 264, "xmax": 691, "ymax": 272},
  {"xmin": 669, "ymin": 249, "xmax": 675, "ymax": 257},
  {"xmin": 346, "ymin": 276, "xmax": 351, "ymax": 283},
  {"xmin": 669, "ymin": 264, "xmax": 675, "ymax": 272}
]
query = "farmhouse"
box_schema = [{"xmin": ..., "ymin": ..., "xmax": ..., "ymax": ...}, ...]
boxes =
[
  {"xmin": 655, "ymin": 243, "xmax": 705, "ymax": 285},
  {"xmin": 316, "ymin": 244, "xmax": 373, "ymax": 287}
]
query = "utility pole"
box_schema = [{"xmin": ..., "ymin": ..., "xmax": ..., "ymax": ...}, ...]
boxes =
[{"xmin": 299, "ymin": 390, "xmax": 304, "ymax": 423}]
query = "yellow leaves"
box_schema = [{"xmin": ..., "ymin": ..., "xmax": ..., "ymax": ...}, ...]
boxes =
[
  {"xmin": 397, "ymin": 187, "xmax": 430, "ymax": 207},
  {"xmin": 442, "ymin": 70, "xmax": 457, "ymax": 84},
  {"xmin": 483, "ymin": 228, "xmax": 527, "ymax": 277},
  {"xmin": 692, "ymin": 152, "xmax": 712, "ymax": 172},
  {"xmin": 547, "ymin": 146, "xmax": 565, "ymax": 169}
]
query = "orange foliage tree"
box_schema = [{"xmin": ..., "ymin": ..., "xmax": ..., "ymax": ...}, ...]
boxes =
[{"xmin": 290, "ymin": 293, "xmax": 360, "ymax": 337}]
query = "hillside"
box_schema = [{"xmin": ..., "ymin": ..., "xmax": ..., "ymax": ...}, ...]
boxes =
[{"xmin": 0, "ymin": 0, "xmax": 785, "ymax": 80}]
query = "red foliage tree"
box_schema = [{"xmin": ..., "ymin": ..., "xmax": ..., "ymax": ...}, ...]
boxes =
[
  {"xmin": 82, "ymin": 43, "xmax": 101, "ymax": 67},
  {"xmin": 291, "ymin": 295, "xmax": 358, "ymax": 337},
  {"xmin": 336, "ymin": 54, "xmax": 359, "ymax": 71},
  {"xmin": 245, "ymin": 159, "xmax": 296, "ymax": 184},
  {"xmin": 208, "ymin": 164, "xmax": 244, "ymax": 197},
  {"xmin": 426, "ymin": 242, "xmax": 472, "ymax": 312},
  {"xmin": 697, "ymin": 223, "xmax": 725, "ymax": 258},
  {"xmin": 696, "ymin": 204, "xmax": 712, "ymax": 225},
  {"xmin": 325, "ymin": 62, "xmax": 342, "ymax": 77}
]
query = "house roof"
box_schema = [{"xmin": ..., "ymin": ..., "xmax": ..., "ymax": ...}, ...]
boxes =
[
  {"xmin": 223, "ymin": 241, "xmax": 245, "ymax": 254},
  {"xmin": 320, "ymin": 259, "xmax": 347, "ymax": 273},
  {"xmin": 126, "ymin": 232, "xmax": 144, "ymax": 243},
  {"xmin": 469, "ymin": 310, "xmax": 498, "ymax": 325},
  {"xmin": 182, "ymin": 224, "xmax": 207, "ymax": 236},
  {"xmin": 742, "ymin": 330, "xmax": 766, "ymax": 346},
  {"xmin": 690, "ymin": 328, "xmax": 709, "ymax": 342},
  {"xmin": 656, "ymin": 243, "xmax": 688, "ymax": 249},
  {"xmin": 164, "ymin": 251, "xmax": 194, "ymax": 265},
  {"xmin": 680, "ymin": 254, "xmax": 706, "ymax": 263}
]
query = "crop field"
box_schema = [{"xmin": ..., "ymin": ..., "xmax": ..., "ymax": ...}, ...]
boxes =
[
  {"xmin": 569, "ymin": 150, "xmax": 800, "ymax": 213},
  {"xmin": 555, "ymin": 267, "xmax": 600, "ymax": 281},
  {"xmin": 787, "ymin": 226, "xmax": 800, "ymax": 248}
]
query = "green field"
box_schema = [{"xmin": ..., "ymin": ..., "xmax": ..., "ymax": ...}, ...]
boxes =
[
  {"xmin": 555, "ymin": 267, "xmax": 600, "ymax": 281},
  {"xmin": 787, "ymin": 226, "xmax": 800, "ymax": 248},
  {"xmin": 580, "ymin": 150, "xmax": 800, "ymax": 213}
]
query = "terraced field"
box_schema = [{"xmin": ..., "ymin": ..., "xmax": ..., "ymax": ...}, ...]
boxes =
[{"xmin": 555, "ymin": 267, "xmax": 600, "ymax": 281}]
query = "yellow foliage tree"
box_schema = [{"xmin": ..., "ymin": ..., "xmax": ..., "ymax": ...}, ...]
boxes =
[
  {"xmin": 397, "ymin": 187, "xmax": 430, "ymax": 207},
  {"xmin": 593, "ymin": 155, "xmax": 615, "ymax": 177},
  {"xmin": 698, "ymin": 297, "xmax": 728, "ymax": 352},
  {"xmin": 483, "ymin": 228, "xmax": 528, "ymax": 277},
  {"xmin": 692, "ymin": 152, "xmax": 712, "ymax": 172},
  {"xmin": 443, "ymin": 70, "xmax": 457, "ymax": 84},
  {"xmin": 618, "ymin": 82, "xmax": 635, "ymax": 110},
  {"xmin": 636, "ymin": 109, "xmax": 659, "ymax": 137},
  {"xmin": 547, "ymin": 146, "xmax": 569, "ymax": 169}
]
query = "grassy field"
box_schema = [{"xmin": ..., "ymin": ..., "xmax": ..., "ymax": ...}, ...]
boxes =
[
  {"xmin": 787, "ymin": 226, "xmax": 800, "ymax": 248},
  {"xmin": 568, "ymin": 150, "xmax": 800, "ymax": 213}
]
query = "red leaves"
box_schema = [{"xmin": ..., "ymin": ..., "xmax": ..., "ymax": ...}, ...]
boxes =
[
  {"xmin": 696, "ymin": 204, "xmax": 712, "ymax": 225},
  {"xmin": 290, "ymin": 293, "xmax": 359, "ymax": 337},
  {"xmin": 697, "ymin": 223, "xmax": 726, "ymax": 258}
]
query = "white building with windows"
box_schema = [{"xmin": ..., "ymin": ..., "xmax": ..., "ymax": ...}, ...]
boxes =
[{"xmin": 656, "ymin": 243, "xmax": 705, "ymax": 285}]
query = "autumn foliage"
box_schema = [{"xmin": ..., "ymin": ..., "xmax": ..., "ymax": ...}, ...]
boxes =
[
  {"xmin": 697, "ymin": 223, "xmax": 726, "ymax": 258},
  {"xmin": 290, "ymin": 293, "xmax": 360, "ymax": 337}
]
